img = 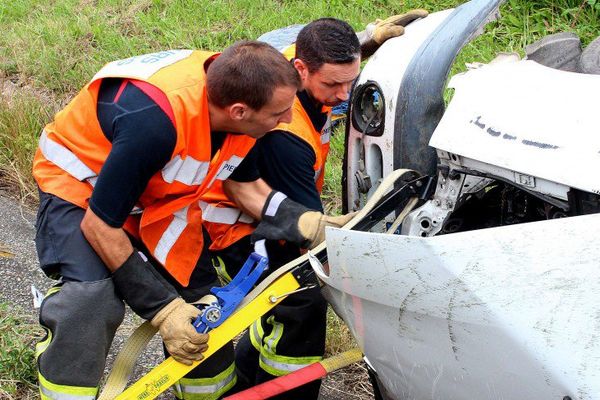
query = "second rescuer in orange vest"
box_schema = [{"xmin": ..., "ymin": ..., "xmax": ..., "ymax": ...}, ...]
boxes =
[{"xmin": 201, "ymin": 12, "xmax": 427, "ymax": 398}]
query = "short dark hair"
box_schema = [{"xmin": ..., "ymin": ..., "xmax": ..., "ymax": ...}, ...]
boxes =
[
  {"xmin": 295, "ymin": 18, "xmax": 361, "ymax": 73},
  {"xmin": 207, "ymin": 40, "xmax": 301, "ymax": 110}
]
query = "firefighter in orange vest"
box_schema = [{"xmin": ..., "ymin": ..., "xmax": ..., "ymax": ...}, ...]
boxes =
[
  {"xmin": 204, "ymin": 13, "xmax": 427, "ymax": 399},
  {"xmin": 30, "ymin": 40, "xmax": 352, "ymax": 400}
]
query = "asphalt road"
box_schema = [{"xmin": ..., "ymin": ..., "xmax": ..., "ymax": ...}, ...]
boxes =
[{"xmin": 0, "ymin": 193, "xmax": 348, "ymax": 399}]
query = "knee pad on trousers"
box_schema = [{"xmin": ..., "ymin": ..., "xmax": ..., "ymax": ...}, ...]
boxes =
[{"xmin": 37, "ymin": 279, "xmax": 125, "ymax": 388}]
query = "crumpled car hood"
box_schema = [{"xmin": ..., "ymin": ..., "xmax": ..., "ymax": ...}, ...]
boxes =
[
  {"xmin": 431, "ymin": 59, "xmax": 600, "ymax": 196},
  {"xmin": 319, "ymin": 214, "xmax": 600, "ymax": 399}
]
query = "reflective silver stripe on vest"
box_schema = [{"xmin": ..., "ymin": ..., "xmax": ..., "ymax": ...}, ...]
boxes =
[
  {"xmin": 92, "ymin": 50, "xmax": 194, "ymax": 82},
  {"xmin": 130, "ymin": 205, "xmax": 143, "ymax": 215},
  {"xmin": 162, "ymin": 155, "xmax": 209, "ymax": 185},
  {"xmin": 87, "ymin": 176, "xmax": 98, "ymax": 187},
  {"xmin": 215, "ymin": 155, "xmax": 243, "ymax": 181},
  {"xmin": 200, "ymin": 202, "xmax": 254, "ymax": 225},
  {"xmin": 206, "ymin": 155, "xmax": 245, "ymax": 188},
  {"xmin": 39, "ymin": 131, "xmax": 144, "ymax": 215},
  {"xmin": 238, "ymin": 213, "xmax": 254, "ymax": 223},
  {"xmin": 321, "ymin": 117, "xmax": 331, "ymax": 144},
  {"xmin": 321, "ymin": 129, "xmax": 331, "ymax": 145},
  {"xmin": 154, "ymin": 206, "xmax": 188, "ymax": 264},
  {"xmin": 38, "ymin": 130, "xmax": 97, "ymax": 181},
  {"xmin": 202, "ymin": 204, "xmax": 241, "ymax": 224},
  {"xmin": 175, "ymin": 367, "xmax": 236, "ymax": 395},
  {"xmin": 314, "ymin": 168, "xmax": 321, "ymax": 182},
  {"xmin": 39, "ymin": 386, "xmax": 96, "ymax": 400}
]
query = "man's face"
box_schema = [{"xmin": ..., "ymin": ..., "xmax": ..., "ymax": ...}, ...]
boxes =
[
  {"xmin": 239, "ymin": 85, "xmax": 297, "ymax": 138},
  {"xmin": 296, "ymin": 58, "xmax": 361, "ymax": 107}
]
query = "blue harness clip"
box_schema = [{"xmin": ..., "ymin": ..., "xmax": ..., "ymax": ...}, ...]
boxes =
[{"xmin": 193, "ymin": 252, "xmax": 268, "ymax": 333}]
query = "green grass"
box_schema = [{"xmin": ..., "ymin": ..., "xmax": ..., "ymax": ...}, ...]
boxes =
[
  {"xmin": 2, "ymin": 0, "xmax": 597, "ymax": 201},
  {"xmin": 0, "ymin": 0, "xmax": 457, "ymax": 96},
  {"xmin": 325, "ymin": 306, "xmax": 358, "ymax": 356},
  {"xmin": 0, "ymin": 91, "xmax": 55, "ymax": 203},
  {"xmin": 321, "ymin": 124, "xmax": 359, "ymax": 357},
  {"xmin": 0, "ymin": 304, "xmax": 41, "ymax": 399},
  {"xmin": 322, "ymin": 123, "xmax": 346, "ymax": 214}
]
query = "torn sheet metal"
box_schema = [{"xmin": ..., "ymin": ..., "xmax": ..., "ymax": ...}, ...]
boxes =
[
  {"xmin": 430, "ymin": 60, "xmax": 600, "ymax": 196},
  {"xmin": 319, "ymin": 214, "xmax": 600, "ymax": 399},
  {"xmin": 345, "ymin": 0, "xmax": 505, "ymax": 213}
]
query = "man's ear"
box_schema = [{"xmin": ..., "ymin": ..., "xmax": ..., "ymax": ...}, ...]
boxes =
[
  {"xmin": 229, "ymin": 103, "xmax": 248, "ymax": 121},
  {"xmin": 293, "ymin": 58, "xmax": 310, "ymax": 82}
]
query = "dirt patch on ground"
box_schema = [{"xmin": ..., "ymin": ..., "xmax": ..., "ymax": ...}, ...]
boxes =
[{"xmin": 0, "ymin": 73, "xmax": 62, "ymax": 107}]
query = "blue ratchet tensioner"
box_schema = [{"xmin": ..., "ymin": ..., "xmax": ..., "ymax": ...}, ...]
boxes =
[{"xmin": 193, "ymin": 252, "xmax": 268, "ymax": 333}]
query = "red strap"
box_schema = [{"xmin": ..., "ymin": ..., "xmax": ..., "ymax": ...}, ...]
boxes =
[
  {"xmin": 128, "ymin": 79, "xmax": 176, "ymax": 127},
  {"xmin": 223, "ymin": 363, "xmax": 326, "ymax": 400},
  {"xmin": 113, "ymin": 80, "xmax": 128, "ymax": 103}
]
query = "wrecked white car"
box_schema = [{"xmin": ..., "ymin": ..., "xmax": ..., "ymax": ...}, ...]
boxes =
[{"xmin": 317, "ymin": 0, "xmax": 600, "ymax": 398}]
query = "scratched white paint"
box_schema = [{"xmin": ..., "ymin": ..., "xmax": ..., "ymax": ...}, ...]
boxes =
[
  {"xmin": 430, "ymin": 60, "xmax": 600, "ymax": 196},
  {"xmin": 321, "ymin": 214, "xmax": 600, "ymax": 399}
]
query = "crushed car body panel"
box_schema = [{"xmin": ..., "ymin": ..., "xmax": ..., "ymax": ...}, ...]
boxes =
[
  {"xmin": 321, "ymin": 215, "xmax": 600, "ymax": 399},
  {"xmin": 331, "ymin": 0, "xmax": 600, "ymax": 397},
  {"xmin": 344, "ymin": 0, "xmax": 504, "ymax": 212},
  {"xmin": 430, "ymin": 60, "xmax": 600, "ymax": 197},
  {"xmin": 344, "ymin": 8, "xmax": 454, "ymax": 211}
]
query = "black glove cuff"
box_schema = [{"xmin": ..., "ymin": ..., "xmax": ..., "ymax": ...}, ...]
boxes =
[
  {"xmin": 252, "ymin": 191, "xmax": 311, "ymax": 246},
  {"xmin": 112, "ymin": 251, "xmax": 179, "ymax": 320}
]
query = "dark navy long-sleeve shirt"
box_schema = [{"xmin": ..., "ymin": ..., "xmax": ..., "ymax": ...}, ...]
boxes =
[{"xmin": 92, "ymin": 78, "xmax": 252, "ymax": 227}]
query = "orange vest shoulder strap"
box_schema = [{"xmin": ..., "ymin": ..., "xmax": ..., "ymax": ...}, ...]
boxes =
[{"xmin": 282, "ymin": 44, "xmax": 296, "ymax": 61}]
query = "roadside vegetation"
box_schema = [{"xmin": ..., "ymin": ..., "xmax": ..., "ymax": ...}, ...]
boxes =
[
  {"xmin": 1, "ymin": 0, "xmax": 599, "ymax": 203},
  {"xmin": 0, "ymin": 303, "xmax": 39, "ymax": 399},
  {"xmin": 0, "ymin": 0, "xmax": 598, "ymax": 398}
]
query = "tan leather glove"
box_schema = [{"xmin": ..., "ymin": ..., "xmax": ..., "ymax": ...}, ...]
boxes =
[
  {"xmin": 151, "ymin": 298, "xmax": 209, "ymax": 365},
  {"xmin": 298, "ymin": 211, "xmax": 358, "ymax": 248},
  {"xmin": 358, "ymin": 9, "xmax": 429, "ymax": 58},
  {"xmin": 371, "ymin": 9, "xmax": 429, "ymax": 44}
]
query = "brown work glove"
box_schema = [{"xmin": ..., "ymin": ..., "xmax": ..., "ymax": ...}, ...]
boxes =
[
  {"xmin": 357, "ymin": 9, "xmax": 429, "ymax": 58},
  {"xmin": 252, "ymin": 191, "xmax": 357, "ymax": 249},
  {"xmin": 150, "ymin": 298, "xmax": 209, "ymax": 365}
]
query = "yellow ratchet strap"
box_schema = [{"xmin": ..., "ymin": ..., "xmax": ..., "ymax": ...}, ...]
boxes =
[
  {"xmin": 97, "ymin": 322, "xmax": 158, "ymax": 400},
  {"xmin": 114, "ymin": 271, "xmax": 300, "ymax": 400},
  {"xmin": 320, "ymin": 348, "xmax": 363, "ymax": 373},
  {"xmin": 107, "ymin": 168, "xmax": 419, "ymax": 400}
]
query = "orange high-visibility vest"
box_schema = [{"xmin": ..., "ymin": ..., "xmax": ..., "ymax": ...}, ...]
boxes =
[
  {"xmin": 274, "ymin": 96, "xmax": 332, "ymax": 193},
  {"xmin": 277, "ymin": 43, "xmax": 332, "ymax": 191},
  {"xmin": 32, "ymin": 50, "xmax": 255, "ymax": 285},
  {"xmin": 202, "ymin": 43, "xmax": 332, "ymax": 252}
]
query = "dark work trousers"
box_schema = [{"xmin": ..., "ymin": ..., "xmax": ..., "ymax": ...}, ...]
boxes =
[
  {"xmin": 210, "ymin": 236, "xmax": 327, "ymax": 400},
  {"xmin": 34, "ymin": 190, "xmax": 235, "ymax": 399}
]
